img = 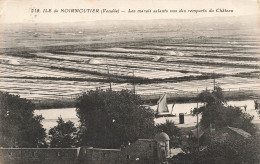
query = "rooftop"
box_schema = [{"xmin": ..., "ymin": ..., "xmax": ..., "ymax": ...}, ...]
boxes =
[
  {"xmin": 227, "ymin": 126, "xmax": 251, "ymax": 139},
  {"xmin": 155, "ymin": 132, "xmax": 170, "ymax": 141}
]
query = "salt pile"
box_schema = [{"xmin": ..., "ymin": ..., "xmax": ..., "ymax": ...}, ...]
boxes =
[
  {"xmin": 88, "ymin": 58, "xmax": 102, "ymax": 65},
  {"xmin": 3, "ymin": 59, "xmax": 20, "ymax": 65},
  {"xmin": 168, "ymin": 51, "xmax": 177, "ymax": 55},
  {"xmin": 152, "ymin": 56, "xmax": 161, "ymax": 61},
  {"xmin": 178, "ymin": 52, "xmax": 184, "ymax": 56}
]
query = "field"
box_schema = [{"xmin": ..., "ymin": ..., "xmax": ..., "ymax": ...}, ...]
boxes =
[{"xmin": 0, "ymin": 16, "xmax": 260, "ymax": 102}]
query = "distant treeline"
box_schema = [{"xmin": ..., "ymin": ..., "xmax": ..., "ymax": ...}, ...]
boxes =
[
  {"xmin": 2, "ymin": 74, "xmax": 225, "ymax": 84},
  {"xmin": 33, "ymin": 98, "xmax": 76, "ymax": 109}
]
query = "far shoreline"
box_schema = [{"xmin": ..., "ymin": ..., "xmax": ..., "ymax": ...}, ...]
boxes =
[{"xmin": 33, "ymin": 89, "xmax": 260, "ymax": 110}]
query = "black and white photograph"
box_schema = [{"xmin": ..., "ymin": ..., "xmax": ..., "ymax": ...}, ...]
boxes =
[{"xmin": 0, "ymin": 0, "xmax": 259, "ymax": 163}]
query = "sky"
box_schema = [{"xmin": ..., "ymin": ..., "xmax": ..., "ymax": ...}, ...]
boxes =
[{"xmin": 0, "ymin": 0, "xmax": 259, "ymax": 23}]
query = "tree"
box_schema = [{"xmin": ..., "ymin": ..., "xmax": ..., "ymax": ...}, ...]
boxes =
[
  {"xmin": 155, "ymin": 120, "xmax": 182, "ymax": 147},
  {"xmin": 198, "ymin": 86, "xmax": 225, "ymax": 106},
  {"xmin": 195, "ymin": 134, "xmax": 260, "ymax": 164},
  {"xmin": 171, "ymin": 134, "xmax": 260, "ymax": 164},
  {"xmin": 0, "ymin": 91, "xmax": 47, "ymax": 148},
  {"xmin": 76, "ymin": 89, "xmax": 155, "ymax": 149},
  {"xmin": 196, "ymin": 86, "xmax": 256, "ymax": 134},
  {"xmin": 48, "ymin": 117, "xmax": 78, "ymax": 148}
]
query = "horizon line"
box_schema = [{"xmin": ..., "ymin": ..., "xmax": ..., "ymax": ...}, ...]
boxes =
[{"xmin": 1, "ymin": 14, "xmax": 258, "ymax": 25}]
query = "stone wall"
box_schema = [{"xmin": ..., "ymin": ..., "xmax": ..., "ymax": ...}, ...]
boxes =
[
  {"xmin": 79, "ymin": 147, "xmax": 121, "ymax": 164},
  {"xmin": 78, "ymin": 139, "xmax": 159, "ymax": 164},
  {"xmin": 0, "ymin": 139, "xmax": 160, "ymax": 164},
  {"xmin": 120, "ymin": 139, "xmax": 158, "ymax": 162},
  {"xmin": 0, "ymin": 148, "xmax": 80, "ymax": 164}
]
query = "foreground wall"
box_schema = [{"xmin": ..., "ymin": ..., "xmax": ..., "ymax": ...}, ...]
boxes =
[
  {"xmin": 121, "ymin": 139, "xmax": 158, "ymax": 162},
  {"xmin": 0, "ymin": 148, "xmax": 80, "ymax": 164},
  {"xmin": 0, "ymin": 139, "xmax": 160, "ymax": 164},
  {"xmin": 78, "ymin": 147, "xmax": 121, "ymax": 164},
  {"xmin": 79, "ymin": 139, "xmax": 158, "ymax": 164}
]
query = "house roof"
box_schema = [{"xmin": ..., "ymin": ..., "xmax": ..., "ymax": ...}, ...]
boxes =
[
  {"xmin": 190, "ymin": 126, "xmax": 251, "ymax": 140},
  {"xmin": 155, "ymin": 132, "xmax": 170, "ymax": 141},
  {"xmin": 227, "ymin": 126, "xmax": 251, "ymax": 139}
]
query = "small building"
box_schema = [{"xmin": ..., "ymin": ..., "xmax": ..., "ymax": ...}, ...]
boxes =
[
  {"xmin": 155, "ymin": 132, "xmax": 170, "ymax": 161},
  {"xmin": 211, "ymin": 126, "xmax": 251, "ymax": 143},
  {"xmin": 189, "ymin": 125, "xmax": 251, "ymax": 145}
]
